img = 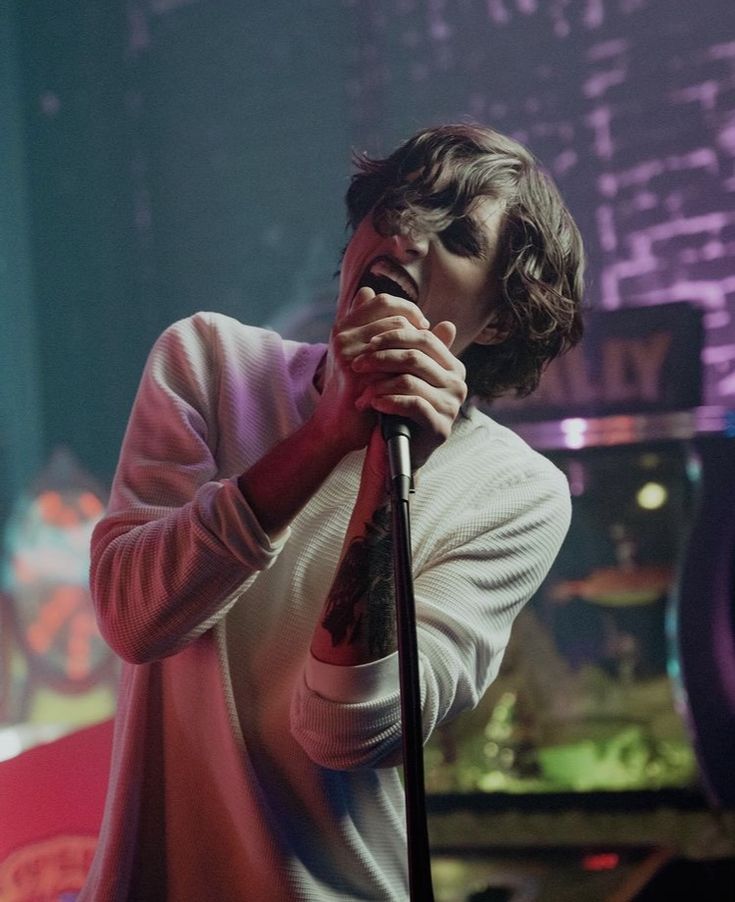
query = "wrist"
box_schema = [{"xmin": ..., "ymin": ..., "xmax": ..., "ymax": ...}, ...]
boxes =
[
  {"xmin": 236, "ymin": 416, "xmax": 352, "ymax": 537},
  {"xmin": 305, "ymin": 407, "xmax": 362, "ymax": 464},
  {"xmin": 360, "ymin": 428, "xmax": 390, "ymax": 504}
]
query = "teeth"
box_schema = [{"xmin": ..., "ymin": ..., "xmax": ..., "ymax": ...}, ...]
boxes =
[{"xmin": 368, "ymin": 259, "xmax": 418, "ymax": 303}]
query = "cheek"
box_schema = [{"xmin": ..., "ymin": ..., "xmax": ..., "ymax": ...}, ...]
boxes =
[
  {"xmin": 455, "ymin": 258, "xmax": 490, "ymax": 293},
  {"xmin": 341, "ymin": 233, "xmax": 363, "ymax": 273},
  {"xmin": 341, "ymin": 226, "xmax": 377, "ymax": 280},
  {"xmin": 337, "ymin": 227, "xmax": 380, "ymax": 315}
]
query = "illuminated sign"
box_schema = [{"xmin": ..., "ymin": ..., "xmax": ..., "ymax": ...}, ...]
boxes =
[{"xmin": 492, "ymin": 302, "xmax": 703, "ymax": 422}]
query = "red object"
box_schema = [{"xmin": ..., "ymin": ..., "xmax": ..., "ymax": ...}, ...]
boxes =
[
  {"xmin": 0, "ymin": 719, "xmax": 113, "ymax": 898},
  {"xmin": 582, "ymin": 852, "xmax": 621, "ymax": 871}
]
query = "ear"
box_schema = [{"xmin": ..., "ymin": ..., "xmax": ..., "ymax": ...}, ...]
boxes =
[{"xmin": 473, "ymin": 318, "xmax": 509, "ymax": 346}]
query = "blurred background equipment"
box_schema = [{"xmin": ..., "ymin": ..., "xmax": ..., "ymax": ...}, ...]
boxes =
[{"xmin": 0, "ymin": 449, "xmax": 117, "ymax": 746}]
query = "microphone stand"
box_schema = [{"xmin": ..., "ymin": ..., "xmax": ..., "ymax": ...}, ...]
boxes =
[{"xmin": 382, "ymin": 417, "xmax": 435, "ymax": 902}]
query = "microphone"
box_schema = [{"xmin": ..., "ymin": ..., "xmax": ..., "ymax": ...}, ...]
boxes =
[{"xmin": 380, "ymin": 415, "xmax": 413, "ymax": 503}]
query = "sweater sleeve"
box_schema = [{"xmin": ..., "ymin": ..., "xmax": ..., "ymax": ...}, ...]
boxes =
[
  {"xmin": 290, "ymin": 463, "xmax": 571, "ymax": 769},
  {"xmin": 90, "ymin": 314, "xmax": 289, "ymax": 664}
]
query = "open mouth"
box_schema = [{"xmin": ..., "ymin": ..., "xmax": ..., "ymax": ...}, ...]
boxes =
[{"xmin": 359, "ymin": 257, "xmax": 419, "ymax": 304}]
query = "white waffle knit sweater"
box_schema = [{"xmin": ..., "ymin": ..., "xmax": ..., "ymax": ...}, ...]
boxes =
[{"xmin": 81, "ymin": 312, "xmax": 571, "ymax": 901}]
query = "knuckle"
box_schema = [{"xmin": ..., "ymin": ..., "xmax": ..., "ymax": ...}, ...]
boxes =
[
  {"xmin": 443, "ymin": 397, "xmax": 461, "ymax": 420},
  {"xmin": 454, "ymin": 377, "xmax": 468, "ymax": 402},
  {"xmin": 395, "ymin": 373, "xmax": 415, "ymax": 392},
  {"xmin": 332, "ymin": 327, "xmax": 350, "ymax": 349},
  {"xmin": 446, "ymin": 369, "xmax": 467, "ymax": 396}
]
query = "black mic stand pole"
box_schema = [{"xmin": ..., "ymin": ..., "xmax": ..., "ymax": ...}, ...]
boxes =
[{"xmin": 382, "ymin": 417, "xmax": 435, "ymax": 902}]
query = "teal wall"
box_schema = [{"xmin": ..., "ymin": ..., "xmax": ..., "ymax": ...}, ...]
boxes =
[
  {"xmin": 12, "ymin": 3, "xmax": 135, "ymax": 497},
  {"xmin": 0, "ymin": 4, "xmax": 44, "ymax": 519},
  {"xmin": 7, "ymin": 1, "xmax": 355, "ymax": 494}
]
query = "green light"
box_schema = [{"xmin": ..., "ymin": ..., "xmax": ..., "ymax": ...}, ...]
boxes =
[{"xmin": 636, "ymin": 481, "xmax": 668, "ymax": 510}]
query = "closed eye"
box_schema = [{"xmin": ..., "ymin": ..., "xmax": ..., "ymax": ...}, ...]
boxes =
[{"xmin": 439, "ymin": 217, "xmax": 487, "ymax": 259}]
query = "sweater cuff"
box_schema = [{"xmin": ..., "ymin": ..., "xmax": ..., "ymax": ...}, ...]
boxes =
[{"xmin": 304, "ymin": 651, "xmax": 399, "ymax": 704}]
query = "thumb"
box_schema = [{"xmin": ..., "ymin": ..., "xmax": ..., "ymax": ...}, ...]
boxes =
[{"xmin": 432, "ymin": 320, "xmax": 457, "ymax": 349}]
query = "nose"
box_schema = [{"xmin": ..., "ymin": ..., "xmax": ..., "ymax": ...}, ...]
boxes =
[{"xmin": 390, "ymin": 225, "xmax": 429, "ymax": 261}]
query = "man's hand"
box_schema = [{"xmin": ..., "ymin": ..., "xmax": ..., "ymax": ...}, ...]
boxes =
[
  {"xmin": 348, "ymin": 302, "xmax": 468, "ymax": 469},
  {"xmin": 312, "ymin": 286, "xmax": 435, "ymax": 456},
  {"xmin": 239, "ymin": 287, "xmax": 451, "ymax": 537}
]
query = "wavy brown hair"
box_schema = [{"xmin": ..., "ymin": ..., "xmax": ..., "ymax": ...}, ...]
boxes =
[{"xmin": 345, "ymin": 124, "xmax": 585, "ymax": 400}]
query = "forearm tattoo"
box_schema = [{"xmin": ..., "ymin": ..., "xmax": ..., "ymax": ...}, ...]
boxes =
[{"xmin": 321, "ymin": 504, "xmax": 396, "ymax": 657}]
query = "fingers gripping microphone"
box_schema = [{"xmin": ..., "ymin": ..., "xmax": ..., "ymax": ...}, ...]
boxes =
[{"xmin": 380, "ymin": 415, "xmax": 413, "ymax": 503}]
